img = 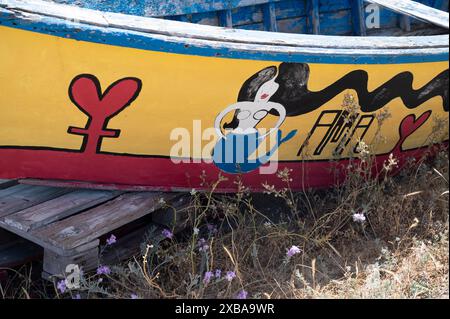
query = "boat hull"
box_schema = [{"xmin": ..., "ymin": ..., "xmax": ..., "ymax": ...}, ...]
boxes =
[{"xmin": 0, "ymin": 2, "xmax": 448, "ymax": 192}]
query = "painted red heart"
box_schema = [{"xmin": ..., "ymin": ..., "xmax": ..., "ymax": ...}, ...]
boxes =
[
  {"xmin": 69, "ymin": 74, "xmax": 142, "ymax": 119},
  {"xmin": 399, "ymin": 111, "xmax": 432, "ymax": 139},
  {"xmin": 393, "ymin": 110, "xmax": 432, "ymax": 152}
]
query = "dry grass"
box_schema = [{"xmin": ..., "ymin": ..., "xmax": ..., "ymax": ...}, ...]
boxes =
[{"xmin": 24, "ymin": 148, "xmax": 444, "ymax": 300}]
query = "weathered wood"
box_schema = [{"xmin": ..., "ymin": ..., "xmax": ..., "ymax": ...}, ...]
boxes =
[
  {"xmin": 306, "ymin": 0, "xmax": 320, "ymax": 34},
  {"xmin": 43, "ymin": 246, "xmax": 99, "ymax": 278},
  {"xmin": 130, "ymin": 0, "xmax": 282, "ymax": 17},
  {"xmin": 42, "ymin": 0, "xmax": 445, "ymax": 36},
  {"xmin": 0, "ymin": 185, "xmax": 72, "ymax": 218},
  {"xmin": 351, "ymin": 0, "xmax": 367, "ymax": 36},
  {"xmin": 262, "ymin": 2, "xmax": 278, "ymax": 32},
  {"xmin": 366, "ymin": 0, "xmax": 449, "ymax": 29},
  {"xmin": 0, "ymin": 218, "xmax": 100, "ymax": 256},
  {"xmin": 218, "ymin": 9, "xmax": 233, "ymax": 27},
  {"xmin": 0, "ymin": 182, "xmax": 190, "ymax": 280},
  {"xmin": 3, "ymin": 190, "xmax": 122, "ymax": 232},
  {"xmin": 31, "ymin": 192, "xmax": 178, "ymax": 251},
  {"xmin": 19, "ymin": 178, "xmax": 189, "ymax": 192},
  {"xmin": 3, "ymin": 0, "xmax": 446, "ymax": 52}
]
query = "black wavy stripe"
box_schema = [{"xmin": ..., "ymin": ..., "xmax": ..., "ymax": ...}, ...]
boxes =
[{"xmin": 227, "ymin": 62, "xmax": 448, "ymax": 129}]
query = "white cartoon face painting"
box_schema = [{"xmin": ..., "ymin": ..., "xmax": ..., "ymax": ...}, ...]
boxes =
[
  {"xmin": 212, "ymin": 76, "xmax": 297, "ymax": 174},
  {"xmin": 214, "ymin": 77, "xmax": 286, "ymax": 138}
]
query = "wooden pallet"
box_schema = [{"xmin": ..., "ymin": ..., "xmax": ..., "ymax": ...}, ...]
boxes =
[{"xmin": 0, "ymin": 179, "xmax": 184, "ymax": 280}]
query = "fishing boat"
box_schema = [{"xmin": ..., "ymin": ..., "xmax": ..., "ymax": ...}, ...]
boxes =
[{"xmin": 0, "ymin": 0, "xmax": 448, "ymax": 192}]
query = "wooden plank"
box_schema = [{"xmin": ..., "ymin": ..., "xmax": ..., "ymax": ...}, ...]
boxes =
[
  {"xmin": 0, "ymin": 185, "xmax": 72, "ymax": 218},
  {"xmin": 19, "ymin": 178, "xmax": 180, "ymax": 192},
  {"xmin": 3, "ymin": 190, "xmax": 122, "ymax": 232},
  {"xmin": 351, "ymin": 0, "xmax": 367, "ymax": 35},
  {"xmin": 43, "ymin": 246, "xmax": 98, "ymax": 277},
  {"xmin": 306, "ymin": 0, "xmax": 320, "ymax": 34},
  {"xmin": 0, "ymin": 218, "xmax": 100, "ymax": 256},
  {"xmin": 365, "ymin": 0, "xmax": 449, "ymax": 29},
  {"xmin": 31, "ymin": 192, "xmax": 178, "ymax": 251},
  {"xmin": 262, "ymin": 2, "xmax": 278, "ymax": 31},
  {"xmin": 218, "ymin": 9, "xmax": 233, "ymax": 27}
]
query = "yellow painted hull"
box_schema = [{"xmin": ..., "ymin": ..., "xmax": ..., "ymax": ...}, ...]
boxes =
[{"xmin": 0, "ymin": 5, "xmax": 448, "ymax": 191}]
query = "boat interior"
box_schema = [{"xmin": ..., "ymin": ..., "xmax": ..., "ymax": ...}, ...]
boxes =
[{"xmin": 47, "ymin": 0, "xmax": 449, "ymax": 37}]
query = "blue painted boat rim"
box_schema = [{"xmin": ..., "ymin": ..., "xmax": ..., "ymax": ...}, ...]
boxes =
[{"xmin": 0, "ymin": 0, "xmax": 448, "ymax": 63}]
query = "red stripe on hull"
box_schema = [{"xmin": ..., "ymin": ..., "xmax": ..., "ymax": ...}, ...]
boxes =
[{"xmin": 0, "ymin": 147, "xmax": 442, "ymax": 192}]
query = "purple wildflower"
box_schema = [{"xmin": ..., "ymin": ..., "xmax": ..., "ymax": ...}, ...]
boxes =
[
  {"xmin": 197, "ymin": 238, "xmax": 209, "ymax": 252},
  {"xmin": 130, "ymin": 293, "xmax": 138, "ymax": 299},
  {"xmin": 207, "ymin": 223, "xmax": 218, "ymax": 234},
  {"xmin": 352, "ymin": 212, "xmax": 366, "ymax": 223},
  {"xmin": 203, "ymin": 271, "xmax": 213, "ymax": 284},
  {"xmin": 287, "ymin": 245, "xmax": 301, "ymax": 258},
  {"xmin": 96, "ymin": 265, "xmax": 111, "ymax": 275},
  {"xmin": 215, "ymin": 269, "xmax": 222, "ymax": 278},
  {"xmin": 72, "ymin": 294, "xmax": 81, "ymax": 300},
  {"xmin": 106, "ymin": 234, "xmax": 117, "ymax": 245},
  {"xmin": 225, "ymin": 271, "xmax": 236, "ymax": 282},
  {"xmin": 236, "ymin": 290, "xmax": 248, "ymax": 299},
  {"xmin": 162, "ymin": 229, "xmax": 173, "ymax": 239},
  {"xmin": 57, "ymin": 279, "xmax": 66, "ymax": 294}
]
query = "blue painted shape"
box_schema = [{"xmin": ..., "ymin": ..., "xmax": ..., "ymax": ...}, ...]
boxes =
[{"xmin": 212, "ymin": 129, "xmax": 297, "ymax": 174}]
